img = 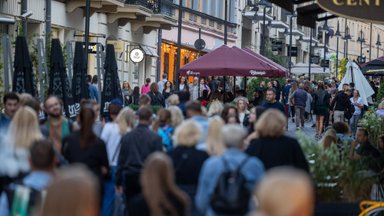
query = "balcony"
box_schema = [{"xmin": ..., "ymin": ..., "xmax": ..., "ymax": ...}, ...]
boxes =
[{"xmin": 66, "ymin": 0, "xmax": 125, "ymax": 13}]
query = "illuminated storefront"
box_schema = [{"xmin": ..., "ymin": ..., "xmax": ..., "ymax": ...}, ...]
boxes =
[{"xmin": 160, "ymin": 40, "xmax": 206, "ymax": 84}]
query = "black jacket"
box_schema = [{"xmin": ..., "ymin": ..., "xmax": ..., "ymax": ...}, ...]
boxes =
[
  {"xmin": 246, "ymin": 136, "xmax": 309, "ymax": 172},
  {"xmin": 330, "ymin": 91, "xmax": 350, "ymax": 111},
  {"xmin": 116, "ymin": 124, "xmax": 163, "ymax": 186},
  {"xmin": 149, "ymin": 91, "xmax": 165, "ymax": 107}
]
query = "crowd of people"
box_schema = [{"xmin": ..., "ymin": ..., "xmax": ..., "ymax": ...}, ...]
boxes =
[{"xmin": 0, "ymin": 73, "xmax": 382, "ymax": 216}]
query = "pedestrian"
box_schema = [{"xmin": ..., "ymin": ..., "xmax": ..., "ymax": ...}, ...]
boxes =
[
  {"xmin": 139, "ymin": 94, "xmax": 151, "ymax": 109},
  {"xmin": 255, "ymin": 167, "xmax": 314, "ymax": 216},
  {"xmin": 88, "ymin": 75, "xmax": 100, "ymax": 103},
  {"xmin": 273, "ymin": 80, "xmax": 281, "ymax": 102},
  {"xmin": 131, "ymin": 86, "xmax": 140, "ymax": 105},
  {"xmin": 179, "ymin": 76, "xmax": 189, "ymax": 92},
  {"xmin": 282, "ymin": 79, "xmax": 292, "ymax": 117},
  {"xmin": 0, "ymin": 92, "xmax": 19, "ymax": 132},
  {"xmin": 207, "ymin": 92, "xmax": 224, "ymax": 117},
  {"xmin": 186, "ymin": 101, "xmax": 209, "ymax": 148},
  {"xmin": 162, "ymin": 81, "xmax": 174, "ymax": 101},
  {"xmin": 167, "ymin": 94, "xmax": 180, "ymax": 107},
  {"xmin": 122, "ymin": 81, "xmax": 132, "ymax": 106},
  {"xmin": 205, "ymin": 116, "xmax": 225, "ymax": 155},
  {"xmin": 304, "ymin": 87, "xmax": 313, "ymax": 122},
  {"xmin": 244, "ymin": 106, "xmax": 266, "ymax": 145},
  {"xmin": 189, "ymin": 77, "xmax": 200, "ymax": 100},
  {"xmin": 141, "ymin": 78, "xmax": 151, "ymax": 95},
  {"xmin": 246, "ymin": 109, "xmax": 309, "ymax": 172},
  {"xmin": 168, "ymin": 120, "xmax": 209, "ymax": 214},
  {"xmin": 148, "ymin": 83, "xmax": 165, "ymax": 107},
  {"xmin": 290, "ymin": 83, "xmax": 307, "ymax": 130},
  {"xmin": 288, "ymin": 81, "xmax": 297, "ymax": 123},
  {"xmin": 115, "ymin": 107, "xmax": 162, "ymax": 202},
  {"xmin": 77, "ymin": 99, "xmax": 104, "ymax": 137},
  {"xmin": 41, "ymin": 96, "xmax": 75, "ymax": 153},
  {"xmin": 157, "ymin": 73, "xmax": 168, "ymax": 93},
  {"xmin": 350, "ymin": 90, "xmax": 364, "ymax": 137},
  {"xmin": 208, "ymin": 76, "xmax": 220, "ymax": 93},
  {"xmin": 330, "ymin": 83, "xmax": 351, "ymax": 123},
  {"xmin": 39, "ymin": 165, "xmax": 100, "ymax": 216},
  {"xmin": 62, "ymin": 106, "xmax": 110, "ymax": 194},
  {"xmin": 220, "ymin": 104, "xmax": 238, "ymax": 123},
  {"xmin": 167, "ymin": 105, "xmax": 184, "ymax": 128},
  {"xmin": 200, "ymin": 78, "xmax": 211, "ymax": 97},
  {"xmin": 128, "ymin": 152, "xmax": 190, "ymax": 216},
  {"xmin": 100, "ymin": 107, "xmax": 135, "ymax": 216},
  {"xmin": 178, "ymin": 90, "xmax": 191, "ymax": 117},
  {"xmin": 252, "ymin": 89, "xmax": 265, "ymax": 107},
  {"xmin": 235, "ymin": 97, "xmax": 250, "ymax": 128},
  {"xmin": 18, "ymin": 93, "xmax": 41, "ymax": 121},
  {"xmin": 313, "ymin": 82, "xmax": 331, "ymax": 138},
  {"xmin": 153, "ymin": 108, "xmax": 174, "ymax": 151},
  {"xmin": 195, "ymin": 124, "xmax": 265, "ymax": 216},
  {"xmin": 262, "ymin": 88, "xmax": 285, "ymax": 114},
  {"xmin": 0, "ymin": 139, "xmax": 55, "ymax": 216}
]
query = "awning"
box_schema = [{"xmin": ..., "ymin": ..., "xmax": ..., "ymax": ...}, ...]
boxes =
[
  {"xmin": 0, "ymin": 16, "xmax": 15, "ymax": 24},
  {"xmin": 291, "ymin": 62, "xmax": 330, "ymax": 74},
  {"xmin": 140, "ymin": 45, "xmax": 159, "ymax": 57}
]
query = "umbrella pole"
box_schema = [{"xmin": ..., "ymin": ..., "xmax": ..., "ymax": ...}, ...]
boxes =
[
  {"xmin": 351, "ymin": 65, "xmax": 354, "ymax": 84},
  {"xmin": 244, "ymin": 77, "xmax": 247, "ymax": 92},
  {"xmin": 223, "ymin": 76, "xmax": 226, "ymax": 102},
  {"xmin": 233, "ymin": 76, "xmax": 236, "ymax": 95}
]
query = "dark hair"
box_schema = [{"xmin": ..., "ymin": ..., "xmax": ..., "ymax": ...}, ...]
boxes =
[
  {"xmin": 133, "ymin": 86, "xmax": 140, "ymax": 96},
  {"xmin": 350, "ymin": 82, "xmax": 355, "ymax": 88},
  {"xmin": 87, "ymin": 75, "xmax": 92, "ymax": 83},
  {"xmin": 342, "ymin": 83, "xmax": 349, "ymax": 87},
  {"xmin": 92, "ymin": 75, "xmax": 98, "ymax": 84},
  {"xmin": 139, "ymin": 95, "xmax": 151, "ymax": 106},
  {"xmin": 210, "ymin": 91, "xmax": 223, "ymax": 102},
  {"xmin": 266, "ymin": 88, "xmax": 276, "ymax": 94},
  {"xmin": 138, "ymin": 107, "xmax": 153, "ymax": 121},
  {"xmin": 146, "ymin": 78, "xmax": 151, "ymax": 83},
  {"xmin": 186, "ymin": 101, "xmax": 202, "ymax": 114},
  {"xmin": 108, "ymin": 103, "xmax": 122, "ymax": 116},
  {"xmin": 164, "ymin": 81, "xmax": 173, "ymax": 91},
  {"xmin": 23, "ymin": 97, "xmax": 40, "ymax": 114},
  {"xmin": 332, "ymin": 122, "xmax": 350, "ymax": 134},
  {"xmin": 178, "ymin": 90, "xmax": 190, "ymax": 102},
  {"xmin": 255, "ymin": 106, "xmax": 266, "ymax": 119},
  {"xmin": 200, "ymin": 90, "xmax": 209, "ymax": 100},
  {"xmin": 225, "ymin": 113, "xmax": 240, "ymax": 124},
  {"xmin": 153, "ymin": 109, "xmax": 171, "ymax": 131},
  {"xmin": 30, "ymin": 139, "xmax": 55, "ymax": 169},
  {"xmin": 43, "ymin": 95, "xmax": 62, "ymax": 109},
  {"xmin": 357, "ymin": 128, "xmax": 369, "ymax": 137},
  {"xmin": 3, "ymin": 92, "xmax": 19, "ymax": 104},
  {"xmin": 150, "ymin": 83, "xmax": 159, "ymax": 93},
  {"xmin": 79, "ymin": 106, "xmax": 96, "ymax": 148},
  {"xmin": 221, "ymin": 105, "xmax": 238, "ymax": 122},
  {"xmin": 162, "ymin": 74, "xmax": 167, "ymax": 79}
]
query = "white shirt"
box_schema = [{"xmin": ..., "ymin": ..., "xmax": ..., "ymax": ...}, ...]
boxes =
[
  {"xmin": 101, "ymin": 122, "xmax": 129, "ymax": 166},
  {"xmin": 157, "ymin": 79, "xmax": 167, "ymax": 93},
  {"xmin": 350, "ymin": 97, "xmax": 363, "ymax": 115}
]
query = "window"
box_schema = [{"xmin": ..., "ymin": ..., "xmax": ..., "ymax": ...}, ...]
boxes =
[
  {"xmin": 217, "ymin": 23, "xmax": 222, "ymax": 30},
  {"xmin": 209, "ymin": 19, "xmax": 215, "ymax": 27},
  {"xmin": 192, "ymin": 0, "xmax": 198, "ymax": 10},
  {"xmin": 189, "ymin": 13, "xmax": 197, "ymax": 22},
  {"xmin": 201, "ymin": 18, "xmax": 207, "ymax": 25}
]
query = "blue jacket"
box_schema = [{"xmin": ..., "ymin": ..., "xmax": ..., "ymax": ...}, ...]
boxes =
[
  {"xmin": 292, "ymin": 89, "xmax": 307, "ymax": 107},
  {"xmin": 89, "ymin": 84, "xmax": 100, "ymax": 103},
  {"xmin": 195, "ymin": 148, "xmax": 265, "ymax": 215}
]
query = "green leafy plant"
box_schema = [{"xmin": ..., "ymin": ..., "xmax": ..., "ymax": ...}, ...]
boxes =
[
  {"xmin": 378, "ymin": 83, "xmax": 384, "ymax": 101},
  {"xmin": 246, "ymin": 77, "xmax": 285, "ymax": 100},
  {"xmin": 359, "ymin": 109, "xmax": 384, "ymax": 146}
]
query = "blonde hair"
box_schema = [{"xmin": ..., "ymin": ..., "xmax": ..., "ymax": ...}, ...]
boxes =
[
  {"xmin": 7, "ymin": 106, "xmax": 43, "ymax": 149},
  {"xmin": 39, "ymin": 165, "xmax": 99, "ymax": 216},
  {"xmin": 206, "ymin": 116, "xmax": 225, "ymax": 155},
  {"xmin": 167, "ymin": 106, "xmax": 184, "ymax": 128},
  {"xmin": 207, "ymin": 100, "xmax": 224, "ymax": 117},
  {"xmin": 320, "ymin": 129, "xmax": 337, "ymax": 149},
  {"xmin": 256, "ymin": 167, "xmax": 314, "ymax": 216},
  {"xmin": 173, "ymin": 120, "xmax": 201, "ymax": 147},
  {"xmin": 167, "ymin": 94, "xmax": 180, "ymax": 106},
  {"xmin": 141, "ymin": 152, "xmax": 189, "ymax": 216},
  {"xmin": 255, "ymin": 110, "xmax": 286, "ymax": 138},
  {"xmin": 115, "ymin": 107, "xmax": 136, "ymax": 135}
]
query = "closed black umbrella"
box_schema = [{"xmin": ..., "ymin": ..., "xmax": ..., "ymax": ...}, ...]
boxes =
[
  {"xmin": 72, "ymin": 41, "xmax": 89, "ymax": 103},
  {"xmin": 48, "ymin": 39, "xmax": 76, "ymax": 119},
  {"xmin": 360, "ymin": 56, "xmax": 384, "ymax": 76},
  {"xmin": 101, "ymin": 44, "xmax": 123, "ymax": 118},
  {"xmin": 13, "ymin": 36, "xmax": 38, "ymax": 97}
]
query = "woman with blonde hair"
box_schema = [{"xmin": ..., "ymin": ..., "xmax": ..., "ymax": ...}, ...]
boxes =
[
  {"xmin": 39, "ymin": 165, "xmax": 100, "ymax": 216},
  {"xmin": 167, "ymin": 105, "xmax": 184, "ymax": 128},
  {"xmin": 255, "ymin": 167, "xmax": 314, "ymax": 216},
  {"xmin": 207, "ymin": 99, "xmax": 224, "ymax": 117},
  {"xmin": 168, "ymin": 120, "xmax": 209, "ymax": 214},
  {"xmin": 167, "ymin": 94, "xmax": 180, "ymax": 106},
  {"xmin": 246, "ymin": 109, "xmax": 309, "ymax": 172},
  {"xmin": 128, "ymin": 152, "xmax": 190, "ymax": 216},
  {"xmin": 205, "ymin": 116, "xmax": 225, "ymax": 155},
  {"xmin": 1, "ymin": 106, "xmax": 44, "ymax": 177},
  {"xmin": 319, "ymin": 128, "xmax": 337, "ymax": 149}
]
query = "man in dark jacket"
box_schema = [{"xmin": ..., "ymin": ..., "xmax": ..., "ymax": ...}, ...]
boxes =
[
  {"xmin": 330, "ymin": 83, "xmax": 350, "ymax": 123},
  {"xmin": 116, "ymin": 107, "xmax": 163, "ymax": 201},
  {"xmin": 291, "ymin": 83, "xmax": 307, "ymax": 129}
]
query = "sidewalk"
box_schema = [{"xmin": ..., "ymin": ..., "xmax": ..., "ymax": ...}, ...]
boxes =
[{"xmin": 286, "ymin": 117, "xmax": 317, "ymax": 140}]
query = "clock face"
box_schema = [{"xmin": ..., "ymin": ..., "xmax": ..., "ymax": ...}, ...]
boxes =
[{"xmin": 130, "ymin": 48, "xmax": 144, "ymax": 63}]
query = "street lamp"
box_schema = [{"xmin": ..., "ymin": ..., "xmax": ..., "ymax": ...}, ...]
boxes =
[
  {"xmin": 343, "ymin": 25, "xmax": 351, "ymax": 58},
  {"xmin": 335, "ymin": 20, "xmax": 342, "ymax": 78},
  {"xmin": 357, "ymin": 30, "xmax": 366, "ymax": 63},
  {"xmin": 258, "ymin": 0, "xmax": 272, "ymax": 55},
  {"xmin": 322, "ymin": 20, "xmax": 330, "ymax": 72},
  {"xmin": 376, "ymin": 34, "xmax": 382, "ymax": 58},
  {"xmin": 287, "ymin": 13, "xmax": 297, "ymax": 74}
]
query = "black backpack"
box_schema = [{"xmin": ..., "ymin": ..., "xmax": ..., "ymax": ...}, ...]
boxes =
[{"xmin": 210, "ymin": 157, "xmax": 250, "ymax": 215}]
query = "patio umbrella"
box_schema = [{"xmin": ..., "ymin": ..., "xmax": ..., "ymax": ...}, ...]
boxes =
[
  {"xmin": 72, "ymin": 41, "xmax": 89, "ymax": 104},
  {"xmin": 48, "ymin": 39, "xmax": 77, "ymax": 119},
  {"xmin": 101, "ymin": 44, "xmax": 123, "ymax": 117},
  {"xmin": 360, "ymin": 56, "xmax": 384, "ymax": 76},
  {"xmin": 179, "ymin": 45, "xmax": 284, "ymax": 77},
  {"xmin": 242, "ymin": 47, "xmax": 288, "ymax": 75},
  {"xmin": 12, "ymin": 36, "xmax": 38, "ymax": 97}
]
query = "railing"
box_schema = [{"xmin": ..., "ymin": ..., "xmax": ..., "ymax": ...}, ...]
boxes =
[{"xmin": 125, "ymin": 0, "xmax": 174, "ymax": 17}]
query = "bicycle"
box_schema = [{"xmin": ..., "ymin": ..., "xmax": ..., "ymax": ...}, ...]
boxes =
[{"xmin": 359, "ymin": 201, "xmax": 384, "ymax": 216}]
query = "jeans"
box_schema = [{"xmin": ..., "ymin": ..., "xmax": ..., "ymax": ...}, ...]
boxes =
[
  {"xmin": 334, "ymin": 110, "xmax": 345, "ymax": 123},
  {"xmin": 350, "ymin": 114, "xmax": 361, "ymax": 137},
  {"xmin": 295, "ymin": 106, "xmax": 305, "ymax": 127}
]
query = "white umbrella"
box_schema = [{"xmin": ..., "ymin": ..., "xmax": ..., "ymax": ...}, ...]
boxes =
[{"xmin": 338, "ymin": 61, "xmax": 374, "ymax": 106}]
